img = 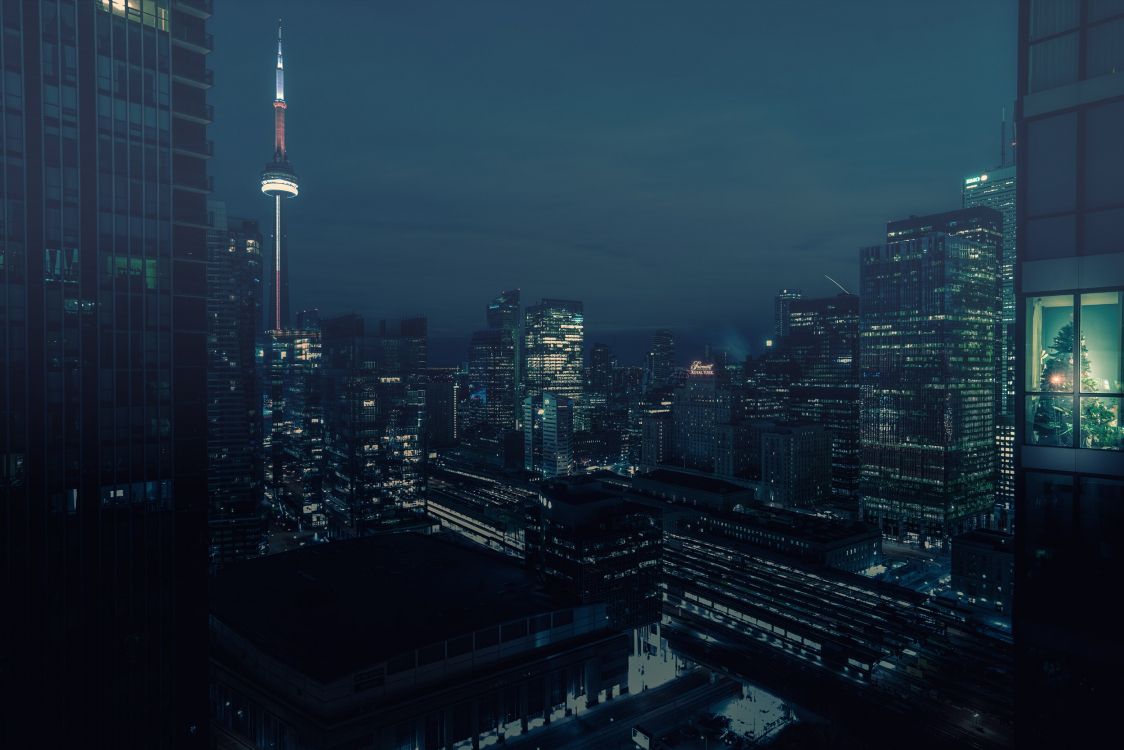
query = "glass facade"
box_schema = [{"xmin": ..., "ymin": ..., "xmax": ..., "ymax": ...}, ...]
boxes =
[
  {"xmin": 859, "ymin": 210, "xmax": 1001, "ymax": 542},
  {"xmin": 1, "ymin": 0, "xmax": 211, "ymax": 745},
  {"xmin": 786, "ymin": 294, "xmax": 861, "ymax": 503},
  {"xmin": 522, "ymin": 299, "xmax": 584, "ymax": 428},
  {"xmin": 964, "ymin": 167, "xmax": 1017, "ymax": 526},
  {"xmin": 207, "ymin": 203, "xmax": 265, "ymax": 568},
  {"xmin": 1016, "ymin": 2, "xmax": 1124, "ymax": 744}
]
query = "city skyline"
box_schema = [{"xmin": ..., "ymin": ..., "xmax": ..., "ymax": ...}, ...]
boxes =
[
  {"xmin": 209, "ymin": 1, "xmax": 1016, "ymax": 353},
  {"xmin": 7, "ymin": 3, "xmax": 1120, "ymax": 748}
]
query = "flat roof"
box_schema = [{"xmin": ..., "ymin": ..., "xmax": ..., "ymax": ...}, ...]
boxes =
[
  {"xmin": 954, "ymin": 528, "xmax": 1014, "ymax": 552},
  {"xmin": 702, "ymin": 506, "xmax": 879, "ymax": 546},
  {"xmin": 636, "ymin": 469, "xmax": 754, "ymax": 496},
  {"xmin": 211, "ymin": 533, "xmax": 560, "ymax": 682}
]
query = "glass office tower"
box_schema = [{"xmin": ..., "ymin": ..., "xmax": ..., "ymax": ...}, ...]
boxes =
[
  {"xmin": 860, "ymin": 209, "xmax": 1000, "ymax": 544},
  {"xmin": 785, "ymin": 293, "xmax": 861, "ymax": 503},
  {"xmin": 1, "ymin": 1, "xmax": 211, "ymax": 745},
  {"xmin": 206, "ymin": 201, "xmax": 265, "ymax": 568},
  {"xmin": 1015, "ymin": 2, "xmax": 1124, "ymax": 746},
  {"xmin": 964, "ymin": 166, "xmax": 1018, "ymax": 528},
  {"xmin": 523, "ymin": 299, "xmax": 584, "ymax": 427}
]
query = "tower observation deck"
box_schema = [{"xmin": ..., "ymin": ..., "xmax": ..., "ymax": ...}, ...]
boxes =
[{"xmin": 262, "ymin": 19, "xmax": 298, "ymax": 330}]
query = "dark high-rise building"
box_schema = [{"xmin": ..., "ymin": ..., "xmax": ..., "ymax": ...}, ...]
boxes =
[
  {"xmin": 639, "ymin": 393, "xmax": 674, "ymax": 470},
  {"xmin": 320, "ymin": 314, "xmax": 380, "ymax": 536},
  {"xmin": 860, "ymin": 208, "xmax": 1000, "ymax": 542},
  {"xmin": 466, "ymin": 327, "xmax": 517, "ymax": 432},
  {"xmin": 785, "ymin": 293, "xmax": 861, "ymax": 503},
  {"xmin": 486, "ymin": 287, "xmax": 520, "ymax": 331},
  {"xmin": 295, "ymin": 306, "xmax": 319, "ymax": 331},
  {"xmin": 760, "ymin": 423, "xmax": 832, "ymax": 507},
  {"xmin": 646, "ymin": 328, "xmax": 675, "ymax": 390},
  {"xmin": 523, "ymin": 299, "xmax": 584, "ymax": 426},
  {"xmin": 523, "ymin": 392, "xmax": 573, "ymax": 478},
  {"xmin": 589, "ymin": 342, "xmax": 613, "ymax": 396},
  {"xmin": 263, "ymin": 329, "xmax": 324, "ymax": 530},
  {"xmin": 525, "ymin": 479, "xmax": 662, "ymax": 630},
  {"xmin": 774, "ymin": 288, "xmax": 803, "ymax": 338},
  {"xmin": 1, "ymin": 1, "xmax": 211, "ymax": 745},
  {"xmin": 207, "ymin": 202, "xmax": 266, "ymax": 568},
  {"xmin": 416, "ymin": 368, "xmax": 458, "ymax": 450},
  {"xmin": 671, "ymin": 362, "xmax": 727, "ymax": 472},
  {"xmin": 964, "ymin": 166, "xmax": 1017, "ymax": 529},
  {"xmin": 1014, "ymin": 2, "xmax": 1124, "ymax": 745},
  {"xmin": 376, "ymin": 316, "xmax": 427, "ymax": 377},
  {"xmin": 261, "ymin": 21, "xmax": 299, "ymax": 331}
]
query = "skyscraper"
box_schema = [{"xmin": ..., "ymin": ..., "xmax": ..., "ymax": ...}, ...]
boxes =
[
  {"xmin": 1, "ymin": 1, "xmax": 211, "ymax": 744},
  {"xmin": 774, "ymin": 288, "xmax": 803, "ymax": 338},
  {"xmin": 860, "ymin": 209, "xmax": 1000, "ymax": 543},
  {"xmin": 671, "ymin": 361, "xmax": 729, "ymax": 472},
  {"xmin": 207, "ymin": 202, "xmax": 266, "ymax": 568},
  {"xmin": 375, "ymin": 316, "xmax": 427, "ymax": 377},
  {"xmin": 261, "ymin": 20, "xmax": 298, "ymax": 331},
  {"xmin": 524, "ymin": 392, "xmax": 574, "ymax": 478},
  {"xmin": 487, "ymin": 287, "xmax": 520, "ymax": 330},
  {"xmin": 320, "ymin": 314, "xmax": 381, "ymax": 536},
  {"xmin": 646, "ymin": 328, "xmax": 675, "ymax": 390},
  {"xmin": 1014, "ymin": 2, "xmax": 1124, "ymax": 745},
  {"xmin": 523, "ymin": 299, "xmax": 584, "ymax": 426},
  {"xmin": 964, "ymin": 165, "xmax": 1017, "ymax": 528},
  {"xmin": 263, "ymin": 328, "xmax": 324, "ymax": 530},
  {"xmin": 467, "ymin": 327, "xmax": 517, "ymax": 432},
  {"xmin": 785, "ymin": 293, "xmax": 861, "ymax": 503}
]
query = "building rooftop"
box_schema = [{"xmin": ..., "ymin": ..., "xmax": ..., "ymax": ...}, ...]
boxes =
[
  {"xmin": 211, "ymin": 533, "xmax": 560, "ymax": 682},
  {"xmin": 715, "ymin": 505, "xmax": 879, "ymax": 546},
  {"xmin": 953, "ymin": 528, "xmax": 1014, "ymax": 552},
  {"xmin": 636, "ymin": 469, "xmax": 753, "ymax": 496}
]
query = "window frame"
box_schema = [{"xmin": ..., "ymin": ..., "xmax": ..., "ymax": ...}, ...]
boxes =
[{"xmin": 1024, "ymin": 286, "xmax": 1124, "ymax": 450}]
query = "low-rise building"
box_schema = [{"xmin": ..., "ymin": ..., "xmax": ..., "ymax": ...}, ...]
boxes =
[
  {"xmin": 210, "ymin": 534, "xmax": 629, "ymax": 749},
  {"xmin": 952, "ymin": 528, "xmax": 1014, "ymax": 613}
]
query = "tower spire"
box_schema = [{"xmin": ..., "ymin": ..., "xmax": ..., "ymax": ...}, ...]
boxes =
[{"xmin": 275, "ymin": 18, "xmax": 285, "ymax": 102}]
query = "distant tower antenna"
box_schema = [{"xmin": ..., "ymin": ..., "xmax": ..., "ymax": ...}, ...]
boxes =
[{"xmin": 824, "ymin": 274, "xmax": 852, "ymax": 295}]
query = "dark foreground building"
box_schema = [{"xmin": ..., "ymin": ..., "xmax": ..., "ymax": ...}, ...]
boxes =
[
  {"xmin": 1, "ymin": 1, "xmax": 211, "ymax": 746},
  {"xmin": 1014, "ymin": 1, "xmax": 1124, "ymax": 746},
  {"xmin": 210, "ymin": 533, "xmax": 630, "ymax": 749}
]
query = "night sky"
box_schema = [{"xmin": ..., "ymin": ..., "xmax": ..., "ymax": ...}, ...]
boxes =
[{"xmin": 209, "ymin": 1, "xmax": 1016, "ymax": 365}]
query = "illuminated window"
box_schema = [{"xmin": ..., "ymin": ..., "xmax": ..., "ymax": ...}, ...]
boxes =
[
  {"xmin": 1025, "ymin": 291, "xmax": 1124, "ymax": 449},
  {"xmin": 97, "ymin": 0, "xmax": 170, "ymax": 31}
]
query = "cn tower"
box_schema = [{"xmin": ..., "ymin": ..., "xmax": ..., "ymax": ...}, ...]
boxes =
[{"xmin": 261, "ymin": 19, "xmax": 299, "ymax": 331}]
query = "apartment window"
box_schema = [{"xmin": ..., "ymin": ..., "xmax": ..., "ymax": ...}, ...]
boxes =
[
  {"xmin": 1080, "ymin": 292, "xmax": 1124, "ymax": 448},
  {"xmin": 1025, "ymin": 292, "xmax": 1124, "ymax": 449}
]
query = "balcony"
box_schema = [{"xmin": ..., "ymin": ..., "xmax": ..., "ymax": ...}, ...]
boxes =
[
  {"xmin": 173, "ymin": 67, "xmax": 214, "ymax": 89},
  {"xmin": 173, "ymin": 138, "xmax": 214, "ymax": 159},
  {"xmin": 173, "ymin": 102, "xmax": 214, "ymax": 125},
  {"xmin": 171, "ymin": 26, "xmax": 213, "ymax": 53},
  {"xmin": 174, "ymin": 0, "xmax": 213, "ymax": 19},
  {"xmin": 175, "ymin": 172, "xmax": 213, "ymax": 194}
]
